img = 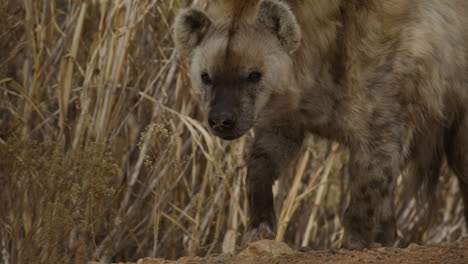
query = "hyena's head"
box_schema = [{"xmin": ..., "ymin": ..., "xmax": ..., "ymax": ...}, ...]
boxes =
[{"xmin": 174, "ymin": 0, "xmax": 301, "ymax": 140}]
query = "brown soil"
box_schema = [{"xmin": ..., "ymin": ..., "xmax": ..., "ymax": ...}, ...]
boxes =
[{"xmin": 126, "ymin": 239, "xmax": 468, "ymax": 264}]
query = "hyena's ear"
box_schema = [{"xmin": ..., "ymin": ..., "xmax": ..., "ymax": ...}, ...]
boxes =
[
  {"xmin": 257, "ymin": 0, "xmax": 301, "ymax": 53},
  {"xmin": 174, "ymin": 8, "xmax": 212, "ymax": 56}
]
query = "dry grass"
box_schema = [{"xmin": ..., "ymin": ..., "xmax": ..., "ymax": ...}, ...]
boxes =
[{"xmin": 0, "ymin": 0, "xmax": 466, "ymax": 263}]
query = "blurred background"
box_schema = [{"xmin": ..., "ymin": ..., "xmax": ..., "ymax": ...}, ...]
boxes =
[{"xmin": 0, "ymin": 0, "xmax": 466, "ymax": 263}]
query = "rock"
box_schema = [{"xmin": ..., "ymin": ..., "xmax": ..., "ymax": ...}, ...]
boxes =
[
  {"xmin": 368, "ymin": 242, "xmax": 383, "ymax": 249},
  {"xmin": 238, "ymin": 239, "xmax": 294, "ymax": 257},
  {"xmin": 407, "ymin": 243, "xmax": 420, "ymax": 249},
  {"xmin": 374, "ymin": 247, "xmax": 389, "ymax": 253},
  {"xmin": 136, "ymin": 257, "xmax": 166, "ymax": 264}
]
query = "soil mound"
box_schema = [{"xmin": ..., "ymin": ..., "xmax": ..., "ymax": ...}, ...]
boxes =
[{"xmin": 124, "ymin": 239, "xmax": 468, "ymax": 264}]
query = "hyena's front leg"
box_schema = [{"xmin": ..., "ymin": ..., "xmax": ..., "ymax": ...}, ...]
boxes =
[
  {"xmin": 243, "ymin": 118, "xmax": 304, "ymax": 244},
  {"xmin": 342, "ymin": 146, "xmax": 400, "ymax": 249}
]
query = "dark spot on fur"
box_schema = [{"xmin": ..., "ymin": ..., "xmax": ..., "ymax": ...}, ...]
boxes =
[
  {"xmin": 363, "ymin": 194, "xmax": 371, "ymax": 203},
  {"xmin": 380, "ymin": 218, "xmax": 396, "ymax": 227},
  {"xmin": 369, "ymin": 179, "xmax": 382, "ymax": 189},
  {"xmin": 387, "ymin": 176, "xmax": 393, "ymax": 184},
  {"xmin": 384, "ymin": 167, "xmax": 394, "ymax": 185},
  {"xmin": 381, "ymin": 186, "xmax": 389, "ymax": 197},
  {"xmin": 374, "ymin": 152, "xmax": 388, "ymax": 162},
  {"xmin": 367, "ymin": 162, "xmax": 375, "ymax": 172},
  {"xmin": 375, "ymin": 63, "xmax": 394, "ymax": 75},
  {"xmin": 383, "ymin": 121, "xmax": 396, "ymax": 131},
  {"xmin": 360, "ymin": 185, "xmax": 368, "ymax": 195},
  {"xmin": 273, "ymin": 16, "xmax": 281, "ymax": 32},
  {"xmin": 384, "ymin": 167, "xmax": 392, "ymax": 178},
  {"xmin": 351, "ymin": 215, "xmax": 360, "ymax": 224},
  {"xmin": 372, "ymin": 110, "xmax": 382, "ymax": 122},
  {"xmin": 366, "ymin": 208, "xmax": 374, "ymax": 217}
]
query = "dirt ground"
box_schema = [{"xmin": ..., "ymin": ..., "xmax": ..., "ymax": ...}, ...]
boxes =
[{"xmin": 124, "ymin": 239, "xmax": 468, "ymax": 264}]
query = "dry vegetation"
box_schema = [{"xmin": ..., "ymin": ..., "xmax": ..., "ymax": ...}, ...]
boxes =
[{"xmin": 0, "ymin": 1, "xmax": 466, "ymax": 263}]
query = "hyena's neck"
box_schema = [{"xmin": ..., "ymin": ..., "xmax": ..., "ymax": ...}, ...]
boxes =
[
  {"xmin": 289, "ymin": 0, "xmax": 344, "ymax": 72},
  {"xmin": 286, "ymin": 0, "xmax": 346, "ymax": 132}
]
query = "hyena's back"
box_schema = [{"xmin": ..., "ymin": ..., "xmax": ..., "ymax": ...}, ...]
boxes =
[
  {"xmin": 398, "ymin": 0, "xmax": 468, "ymax": 112},
  {"xmin": 293, "ymin": 0, "xmax": 468, "ymax": 119}
]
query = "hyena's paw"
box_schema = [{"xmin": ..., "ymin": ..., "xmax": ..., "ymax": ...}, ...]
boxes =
[
  {"xmin": 341, "ymin": 229, "xmax": 370, "ymax": 250},
  {"xmin": 375, "ymin": 219, "xmax": 397, "ymax": 247},
  {"xmin": 241, "ymin": 223, "xmax": 276, "ymax": 246}
]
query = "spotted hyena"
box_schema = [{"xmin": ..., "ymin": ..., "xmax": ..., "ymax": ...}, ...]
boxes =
[{"xmin": 174, "ymin": 0, "xmax": 468, "ymax": 249}]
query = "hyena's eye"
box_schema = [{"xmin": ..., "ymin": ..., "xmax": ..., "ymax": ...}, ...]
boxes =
[
  {"xmin": 201, "ymin": 72, "xmax": 212, "ymax": 85},
  {"xmin": 247, "ymin": 71, "xmax": 262, "ymax": 83}
]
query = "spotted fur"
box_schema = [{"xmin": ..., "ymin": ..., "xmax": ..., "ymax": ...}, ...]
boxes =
[{"xmin": 174, "ymin": 0, "xmax": 468, "ymax": 249}]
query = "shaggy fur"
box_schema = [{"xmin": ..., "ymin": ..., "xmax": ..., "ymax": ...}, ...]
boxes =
[{"xmin": 174, "ymin": 0, "xmax": 468, "ymax": 249}]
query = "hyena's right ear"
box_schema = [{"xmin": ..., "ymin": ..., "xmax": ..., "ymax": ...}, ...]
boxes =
[
  {"xmin": 257, "ymin": 0, "xmax": 301, "ymax": 53},
  {"xmin": 174, "ymin": 8, "xmax": 212, "ymax": 56}
]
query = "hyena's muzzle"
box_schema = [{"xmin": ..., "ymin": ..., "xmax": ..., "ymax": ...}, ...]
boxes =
[{"xmin": 207, "ymin": 84, "xmax": 254, "ymax": 141}]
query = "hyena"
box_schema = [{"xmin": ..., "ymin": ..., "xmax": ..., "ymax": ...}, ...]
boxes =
[{"xmin": 174, "ymin": 0, "xmax": 468, "ymax": 249}]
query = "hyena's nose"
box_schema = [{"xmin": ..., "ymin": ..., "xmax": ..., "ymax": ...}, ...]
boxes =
[{"xmin": 208, "ymin": 112, "xmax": 235, "ymax": 131}]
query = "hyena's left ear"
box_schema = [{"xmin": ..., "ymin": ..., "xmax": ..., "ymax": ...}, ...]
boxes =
[
  {"xmin": 257, "ymin": 0, "xmax": 301, "ymax": 53},
  {"xmin": 174, "ymin": 8, "xmax": 212, "ymax": 56}
]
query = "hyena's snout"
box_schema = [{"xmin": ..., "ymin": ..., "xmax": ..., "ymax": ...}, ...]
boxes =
[
  {"xmin": 207, "ymin": 89, "xmax": 253, "ymax": 140},
  {"xmin": 207, "ymin": 103, "xmax": 244, "ymax": 141},
  {"xmin": 208, "ymin": 108, "xmax": 236, "ymax": 132}
]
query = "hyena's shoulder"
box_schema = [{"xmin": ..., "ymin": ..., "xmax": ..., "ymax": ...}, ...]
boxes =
[{"xmin": 339, "ymin": 0, "xmax": 468, "ymax": 112}]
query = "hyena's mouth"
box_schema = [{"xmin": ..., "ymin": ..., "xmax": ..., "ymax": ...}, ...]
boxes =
[
  {"xmin": 210, "ymin": 124, "xmax": 253, "ymax": 140},
  {"xmin": 219, "ymin": 135, "xmax": 240, "ymax": 141},
  {"xmin": 211, "ymin": 130, "xmax": 242, "ymax": 141},
  {"xmin": 207, "ymin": 112, "xmax": 254, "ymax": 141}
]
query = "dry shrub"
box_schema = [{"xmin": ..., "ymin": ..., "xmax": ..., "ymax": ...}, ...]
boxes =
[
  {"xmin": 0, "ymin": 139, "xmax": 118, "ymax": 264},
  {"xmin": 0, "ymin": 0, "xmax": 466, "ymax": 263}
]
